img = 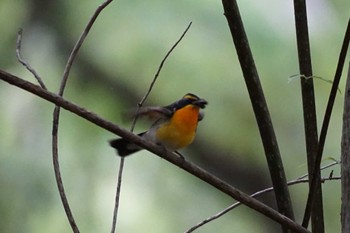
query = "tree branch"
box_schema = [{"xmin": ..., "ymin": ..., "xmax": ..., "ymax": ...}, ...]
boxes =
[
  {"xmin": 0, "ymin": 69, "xmax": 310, "ymax": 233},
  {"xmin": 293, "ymin": 0, "xmax": 324, "ymax": 231},
  {"xmin": 341, "ymin": 62, "xmax": 350, "ymax": 233},
  {"xmin": 131, "ymin": 22, "xmax": 192, "ymax": 131},
  {"xmin": 51, "ymin": 1, "xmax": 114, "ymax": 232},
  {"xmin": 111, "ymin": 22, "xmax": 193, "ymax": 232},
  {"xmin": 58, "ymin": 0, "xmax": 114, "ymax": 96},
  {"xmin": 302, "ymin": 18, "xmax": 350, "ymax": 227},
  {"xmin": 185, "ymin": 176, "xmax": 340, "ymax": 233},
  {"xmin": 110, "ymin": 157, "xmax": 124, "ymax": 233},
  {"xmin": 221, "ymin": 1, "xmax": 294, "ymax": 231},
  {"xmin": 16, "ymin": 28, "xmax": 47, "ymax": 90}
]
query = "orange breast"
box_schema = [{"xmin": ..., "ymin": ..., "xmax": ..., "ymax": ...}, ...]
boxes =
[{"xmin": 155, "ymin": 105, "xmax": 200, "ymax": 150}]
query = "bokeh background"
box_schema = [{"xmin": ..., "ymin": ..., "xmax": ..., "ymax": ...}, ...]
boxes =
[{"xmin": 0, "ymin": 0, "xmax": 349, "ymax": 232}]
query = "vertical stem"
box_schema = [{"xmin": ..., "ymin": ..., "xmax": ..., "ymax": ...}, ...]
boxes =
[
  {"xmin": 293, "ymin": 1, "xmax": 324, "ymax": 231},
  {"xmin": 342, "ymin": 63, "xmax": 350, "ymax": 233},
  {"xmin": 111, "ymin": 157, "xmax": 125, "ymax": 233},
  {"xmin": 221, "ymin": 1, "xmax": 294, "ymax": 232}
]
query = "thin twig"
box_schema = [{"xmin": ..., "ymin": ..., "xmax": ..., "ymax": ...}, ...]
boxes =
[
  {"xmin": 288, "ymin": 74, "xmax": 342, "ymax": 94},
  {"xmin": 297, "ymin": 160, "xmax": 340, "ymax": 180},
  {"xmin": 110, "ymin": 157, "xmax": 125, "ymax": 233},
  {"xmin": 16, "ymin": 28, "xmax": 47, "ymax": 90},
  {"xmin": 130, "ymin": 22, "xmax": 192, "ymax": 132},
  {"xmin": 0, "ymin": 69, "xmax": 310, "ymax": 233},
  {"xmin": 52, "ymin": 116, "xmax": 80, "ymax": 233},
  {"xmin": 51, "ymin": 1, "xmax": 114, "ymax": 232},
  {"xmin": 185, "ymin": 162, "xmax": 340, "ymax": 233},
  {"xmin": 112, "ymin": 22, "xmax": 192, "ymax": 232},
  {"xmin": 302, "ymin": 18, "xmax": 350, "ymax": 227},
  {"xmin": 185, "ymin": 176, "xmax": 340, "ymax": 233},
  {"xmin": 59, "ymin": 0, "xmax": 113, "ymax": 96}
]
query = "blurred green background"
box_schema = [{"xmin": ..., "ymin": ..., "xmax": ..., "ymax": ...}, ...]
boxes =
[{"xmin": 0, "ymin": 0, "xmax": 349, "ymax": 232}]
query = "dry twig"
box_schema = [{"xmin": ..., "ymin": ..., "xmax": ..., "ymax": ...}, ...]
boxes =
[
  {"xmin": 130, "ymin": 22, "xmax": 192, "ymax": 131},
  {"xmin": 16, "ymin": 28, "xmax": 47, "ymax": 89}
]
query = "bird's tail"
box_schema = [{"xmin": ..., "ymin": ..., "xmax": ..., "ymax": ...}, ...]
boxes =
[{"xmin": 109, "ymin": 133, "xmax": 145, "ymax": 156}]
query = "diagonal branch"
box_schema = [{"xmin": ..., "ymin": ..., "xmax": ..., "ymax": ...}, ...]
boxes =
[
  {"xmin": 111, "ymin": 22, "xmax": 192, "ymax": 233},
  {"xmin": 302, "ymin": 18, "xmax": 350, "ymax": 227},
  {"xmin": 0, "ymin": 69, "xmax": 310, "ymax": 233},
  {"xmin": 185, "ymin": 176, "xmax": 340, "ymax": 233},
  {"xmin": 136, "ymin": 22, "xmax": 192, "ymax": 108},
  {"xmin": 221, "ymin": 1, "xmax": 294, "ymax": 231},
  {"xmin": 58, "ymin": 0, "xmax": 114, "ymax": 96},
  {"xmin": 131, "ymin": 22, "xmax": 192, "ymax": 131}
]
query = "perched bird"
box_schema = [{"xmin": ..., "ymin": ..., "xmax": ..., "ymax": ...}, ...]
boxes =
[{"xmin": 110, "ymin": 93, "xmax": 208, "ymax": 156}]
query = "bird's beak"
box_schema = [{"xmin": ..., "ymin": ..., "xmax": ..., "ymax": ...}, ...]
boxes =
[{"xmin": 193, "ymin": 99, "xmax": 208, "ymax": 109}]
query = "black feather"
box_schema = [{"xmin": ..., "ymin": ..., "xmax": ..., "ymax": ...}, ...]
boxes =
[{"xmin": 109, "ymin": 132, "xmax": 146, "ymax": 156}]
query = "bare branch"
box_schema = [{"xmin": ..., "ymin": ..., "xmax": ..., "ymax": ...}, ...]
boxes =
[
  {"xmin": 342, "ymin": 62, "xmax": 350, "ymax": 232},
  {"xmin": 221, "ymin": 1, "xmax": 294, "ymax": 231},
  {"xmin": 185, "ymin": 162, "xmax": 340, "ymax": 233},
  {"xmin": 16, "ymin": 28, "xmax": 47, "ymax": 90},
  {"xmin": 302, "ymin": 18, "xmax": 350, "ymax": 227},
  {"xmin": 58, "ymin": 0, "xmax": 114, "ymax": 96},
  {"xmin": 110, "ymin": 158, "xmax": 125, "ymax": 233},
  {"xmin": 130, "ymin": 22, "xmax": 192, "ymax": 131},
  {"xmin": 51, "ymin": 1, "xmax": 114, "ymax": 232},
  {"xmin": 293, "ymin": 0, "xmax": 323, "ymax": 230},
  {"xmin": 52, "ymin": 130, "xmax": 80, "ymax": 233},
  {"xmin": 112, "ymin": 22, "xmax": 192, "ymax": 232},
  {"xmin": 0, "ymin": 69, "xmax": 310, "ymax": 233},
  {"xmin": 186, "ymin": 176, "xmax": 340, "ymax": 233},
  {"xmin": 297, "ymin": 160, "xmax": 340, "ymax": 180}
]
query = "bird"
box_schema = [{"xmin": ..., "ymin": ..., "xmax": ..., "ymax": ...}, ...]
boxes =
[{"xmin": 109, "ymin": 93, "xmax": 208, "ymax": 156}]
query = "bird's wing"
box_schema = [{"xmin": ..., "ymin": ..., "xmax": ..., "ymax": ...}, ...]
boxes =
[{"xmin": 134, "ymin": 107, "xmax": 173, "ymax": 120}]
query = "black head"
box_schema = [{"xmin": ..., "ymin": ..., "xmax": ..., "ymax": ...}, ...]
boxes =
[
  {"xmin": 182, "ymin": 93, "xmax": 208, "ymax": 109},
  {"xmin": 164, "ymin": 93, "xmax": 208, "ymax": 112}
]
